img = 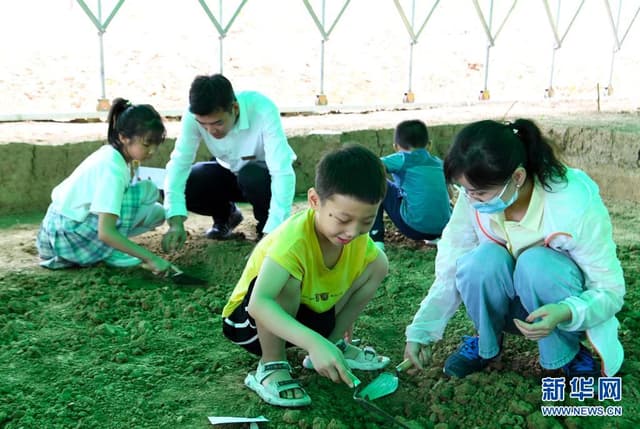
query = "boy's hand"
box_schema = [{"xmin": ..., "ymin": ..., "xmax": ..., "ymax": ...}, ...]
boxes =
[
  {"xmin": 308, "ymin": 340, "xmax": 355, "ymax": 387},
  {"xmin": 343, "ymin": 324, "xmax": 354, "ymax": 344},
  {"xmin": 404, "ymin": 341, "xmax": 432, "ymax": 373}
]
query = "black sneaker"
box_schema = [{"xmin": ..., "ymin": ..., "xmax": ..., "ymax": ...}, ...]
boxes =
[
  {"xmin": 205, "ymin": 209, "xmax": 243, "ymax": 240},
  {"xmin": 562, "ymin": 345, "xmax": 600, "ymax": 379},
  {"xmin": 444, "ymin": 335, "xmax": 498, "ymax": 378}
]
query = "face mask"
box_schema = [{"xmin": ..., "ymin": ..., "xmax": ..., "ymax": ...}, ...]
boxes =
[{"xmin": 470, "ymin": 180, "xmax": 518, "ymax": 214}]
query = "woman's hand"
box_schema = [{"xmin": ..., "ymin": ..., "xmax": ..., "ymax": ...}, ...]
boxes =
[
  {"xmin": 514, "ymin": 303, "xmax": 572, "ymax": 341},
  {"xmin": 404, "ymin": 341, "xmax": 432, "ymax": 373}
]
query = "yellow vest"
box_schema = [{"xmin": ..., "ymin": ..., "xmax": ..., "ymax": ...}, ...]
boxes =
[{"xmin": 222, "ymin": 208, "xmax": 379, "ymax": 316}]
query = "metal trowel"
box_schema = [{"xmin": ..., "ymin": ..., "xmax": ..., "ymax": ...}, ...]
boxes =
[
  {"xmin": 168, "ymin": 265, "xmax": 208, "ymax": 287},
  {"xmin": 349, "ymin": 360, "xmax": 413, "ymax": 428},
  {"xmin": 356, "ymin": 358, "xmax": 412, "ymax": 400}
]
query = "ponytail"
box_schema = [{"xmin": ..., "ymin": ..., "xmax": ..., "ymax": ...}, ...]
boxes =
[
  {"xmin": 106, "ymin": 98, "xmax": 166, "ymax": 158},
  {"xmin": 511, "ymin": 119, "xmax": 567, "ymax": 190},
  {"xmin": 107, "ymin": 98, "xmax": 131, "ymax": 155}
]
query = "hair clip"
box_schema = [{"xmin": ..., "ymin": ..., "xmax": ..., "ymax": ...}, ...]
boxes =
[{"xmin": 504, "ymin": 121, "xmax": 518, "ymax": 135}]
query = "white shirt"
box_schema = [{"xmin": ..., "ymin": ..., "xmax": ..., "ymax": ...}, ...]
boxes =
[
  {"xmin": 406, "ymin": 168, "xmax": 625, "ymax": 376},
  {"xmin": 164, "ymin": 91, "xmax": 297, "ymax": 233},
  {"xmin": 50, "ymin": 145, "xmax": 130, "ymax": 221}
]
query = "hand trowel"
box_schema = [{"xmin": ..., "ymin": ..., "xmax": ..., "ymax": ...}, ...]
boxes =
[
  {"xmin": 356, "ymin": 358, "xmax": 412, "ymax": 400},
  {"xmin": 349, "ymin": 360, "xmax": 413, "ymax": 428},
  {"xmin": 168, "ymin": 265, "xmax": 208, "ymax": 287}
]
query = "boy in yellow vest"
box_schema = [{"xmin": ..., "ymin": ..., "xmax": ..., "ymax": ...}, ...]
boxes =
[{"xmin": 222, "ymin": 145, "xmax": 390, "ymax": 407}]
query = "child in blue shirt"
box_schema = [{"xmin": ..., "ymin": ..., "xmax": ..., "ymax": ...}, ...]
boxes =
[{"xmin": 370, "ymin": 120, "xmax": 451, "ymax": 249}]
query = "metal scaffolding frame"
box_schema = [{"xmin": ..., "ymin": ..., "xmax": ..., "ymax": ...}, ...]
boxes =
[
  {"xmin": 602, "ymin": 0, "xmax": 640, "ymax": 95},
  {"xmin": 393, "ymin": 0, "xmax": 441, "ymax": 103},
  {"xmin": 75, "ymin": 0, "xmax": 127, "ymax": 111},
  {"xmin": 75, "ymin": 0, "xmax": 247, "ymax": 111},
  {"xmin": 68, "ymin": 0, "xmax": 640, "ymax": 112},
  {"xmin": 302, "ymin": 0, "xmax": 352, "ymax": 105},
  {"xmin": 196, "ymin": 0, "xmax": 248, "ymax": 75},
  {"xmin": 472, "ymin": 0, "xmax": 517, "ymax": 100},
  {"xmin": 542, "ymin": 0, "xmax": 586, "ymax": 98}
]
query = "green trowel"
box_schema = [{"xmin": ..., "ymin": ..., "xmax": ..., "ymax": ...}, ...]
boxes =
[
  {"xmin": 356, "ymin": 359, "xmax": 412, "ymax": 400},
  {"xmin": 349, "ymin": 359, "xmax": 413, "ymax": 428}
]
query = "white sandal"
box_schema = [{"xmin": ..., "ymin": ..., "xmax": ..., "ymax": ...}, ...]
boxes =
[
  {"xmin": 244, "ymin": 360, "xmax": 311, "ymax": 407},
  {"xmin": 303, "ymin": 339, "xmax": 390, "ymax": 371}
]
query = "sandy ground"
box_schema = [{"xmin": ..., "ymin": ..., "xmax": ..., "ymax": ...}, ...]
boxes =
[
  {"xmin": 1, "ymin": 1, "xmax": 638, "ymax": 145},
  {"xmin": 0, "ymin": 211, "xmax": 214, "ymax": 272},
  {"xmin": 1, "ymin": 5, "xmax": 639, "ymax": 424},
  {"xmin": 3, "ymin": 203, "xmax": 639, "ymax": 428},
  {"xmin": 1, "ymin": 0, "xmax": 639, "ymax": 119},
  {"xmin": 2, "ymin": 0, "xmax": 639, "ymax": 269}
]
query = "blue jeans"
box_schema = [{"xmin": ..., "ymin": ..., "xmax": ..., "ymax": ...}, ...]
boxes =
[
  {"xmin": 456, "ymin": 243, "xmax": 584, "ymax": 369},
  {"xmin": 370, "ymin": 179, "xmax": 440, "ymax": 242}
]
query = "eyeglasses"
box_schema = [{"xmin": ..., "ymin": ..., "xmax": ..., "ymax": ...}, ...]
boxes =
[{"xmin": 456, "ymin": 178, "xmax": 512, "ymax": 202}]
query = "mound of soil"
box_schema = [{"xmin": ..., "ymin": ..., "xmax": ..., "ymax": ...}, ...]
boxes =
[{"xmin": 1, "ymin": 202, "xmax": 638, "ymax": 428}]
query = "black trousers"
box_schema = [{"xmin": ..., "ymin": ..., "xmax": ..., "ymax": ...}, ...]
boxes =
[{"xmin": 185, "ymin": 160, "xmax": 271, "ymax": 233}]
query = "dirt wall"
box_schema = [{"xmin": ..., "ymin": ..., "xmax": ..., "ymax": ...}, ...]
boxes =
[{"xmin": 1, "ymin": 122, "xmax": 638, "ymax": 215}]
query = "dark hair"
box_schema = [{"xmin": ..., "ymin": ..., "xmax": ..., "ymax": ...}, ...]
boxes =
[
  {"xmin": 188, "ymin": 74, "xmax": 236, "ymax": 115},
  {"xmin": 395, "ymin": 119, "xmax": 429, "ymax": 149},
  {"xmin": 107, "ymin": 98, "xmax": 166, "ymax": 156},
  {"xmin": 315, "ymin": 144, "xmax": 387, "ymax": 204},
  {"xmin": 444, "ymin": 119, "xmax": 567, "ymax": 190}
]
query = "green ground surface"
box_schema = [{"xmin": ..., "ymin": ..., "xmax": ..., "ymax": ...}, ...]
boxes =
[{"xmin": 0, "ymin": 199, "xmax": 638, "ymax": 428}]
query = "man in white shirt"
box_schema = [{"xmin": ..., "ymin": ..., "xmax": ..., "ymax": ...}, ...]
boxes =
[{"xmin": 162, "ymin": 74, "xmax": 297, "ymax": 251}]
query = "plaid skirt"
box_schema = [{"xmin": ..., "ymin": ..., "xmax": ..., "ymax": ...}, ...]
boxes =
[{"xmin": 36, "ymin": 181, "xmax": 156, "ymax": 269}]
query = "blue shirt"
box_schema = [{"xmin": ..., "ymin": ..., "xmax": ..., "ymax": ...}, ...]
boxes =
[{"xmin": 381, "ymin": 148, "xmax": 451, "ymax": 234}]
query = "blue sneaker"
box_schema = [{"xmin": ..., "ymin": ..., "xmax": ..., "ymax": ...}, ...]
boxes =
[
  {"xmin": 444, "ymin": 335, "xmax": 498, "ymax": 378},
  {"xmin": 562, "ymin": 345, "xmax": 600, "ymax": 379}
]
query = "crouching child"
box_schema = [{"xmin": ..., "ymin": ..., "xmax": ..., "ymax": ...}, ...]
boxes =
[{"xmin": 221, "ymin": 144, "xmax": 391, "ymax": 407}]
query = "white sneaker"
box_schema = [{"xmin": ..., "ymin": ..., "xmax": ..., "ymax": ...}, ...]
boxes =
[{"xmin": 104, "ymin": 250, "xmax": 142, "ymax": 267}]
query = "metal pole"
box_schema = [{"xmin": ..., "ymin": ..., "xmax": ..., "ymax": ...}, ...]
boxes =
[
  {"xmin": 394, "ymin": 0, "xmax": 441, "ymax": 102},
  {"xmin": 98, "ymin": 0, "xmax": 106, "ymax": 100},
  {"xmin": 320, "ymin": 0, "xmax": 326, "ymax": 95},
  {"xmin": 482, "ymin": 0, "xmax": 494, "ymax": 95},
  {"xmin": 314, "ymin": 0, "xmax": 328, "ymax": 105},
  {"xmin": 76, "ymin": 0, "xmax": 126, "ymax": 110},
  {"xmin": 302, "ymin": 0, "xmax": 350, "ymax": 105},
  {"xmin": 407, "ymin": 42, "xmax": 414, "ymax": 98},
  {"xmin": 408, "ymin": 0, "xmax": 415, "ymax": 93},
  {"xmin": 607, "ymin": 0, "xmax": 622, "ymax": 94},
  {"xmin": 219, "ymin": 0, "xmax": 224, "ymax": 74},
  {"xmin": 548, "ymin": 0, "xmax": 561, "ymax": 96},
  {"xmin": 197, "ymin": 0, "xmax": 248, "ymax": 75}
]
